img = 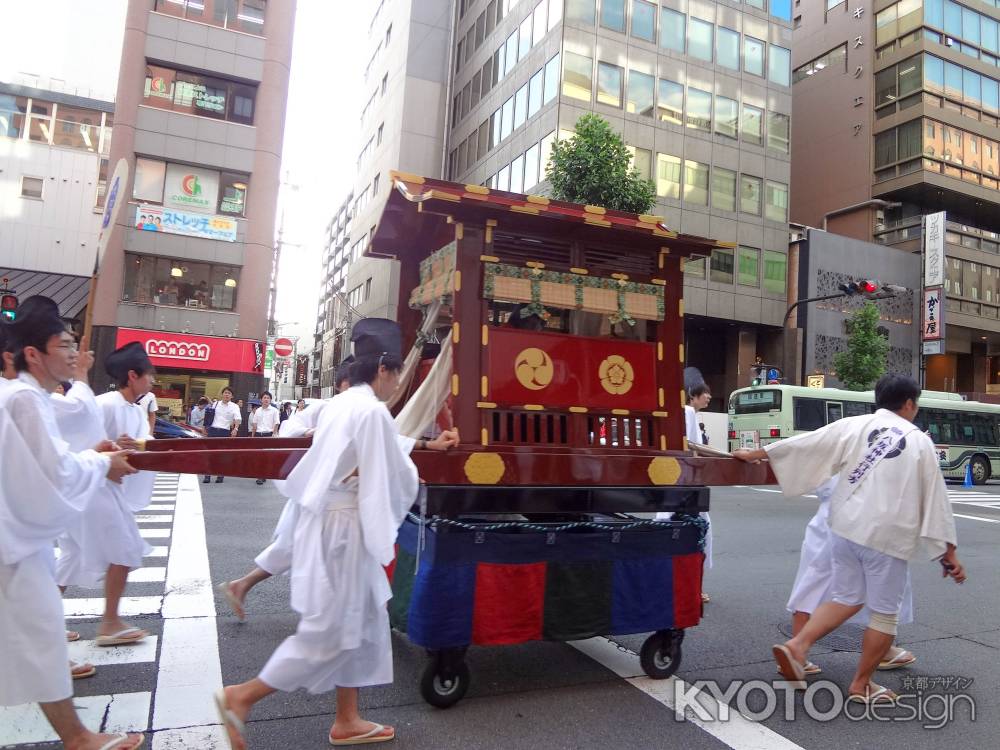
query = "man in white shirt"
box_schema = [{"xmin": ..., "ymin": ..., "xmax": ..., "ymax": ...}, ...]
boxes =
[
  {"xmin": 136, "ymin": 390, "xmax": 158, "ymax": 433},
  {"xmin": 251, "ymin": 392, "xmax": 281, "ymax": 485},
  {"xmin": 203, "ymin": 386, "xmax": 242, "ymax": 484},
  {"xmin": 735, "ymin": 374, "xmax": 964, "ymax": 705}
]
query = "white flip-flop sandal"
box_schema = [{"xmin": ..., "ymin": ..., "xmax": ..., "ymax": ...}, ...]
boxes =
[
  {"xmin": 772, "ymin": 644, "xmax": 806, "ymax": 687},
  {"xmin": 96, "ymin": 627, "xmax": 148, "ymax": 647},
  {"xmin": 878, "ymin": 649, "xmax": 916, "ymax": 670},
  {"xmin": 329, "ymin": 722, "xmax": 395, "ymax": 746},
  {"xmin": 217, "ymin": 581, "xmax": 246, "ymax": 621},
  {"xmin": 214, "ymin": 689, "xmax": 247, "ymax": 750},
  {"xmin": 96, "ymin": 733, "xmax": 145, "ymax": 750}
]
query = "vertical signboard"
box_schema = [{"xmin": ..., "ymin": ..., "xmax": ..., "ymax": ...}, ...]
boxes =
[
  {"xmin": 922, "ymin": 212, "xmax": 947, "ymax": 357},
  {"xmin": 924, "ymin": 212, "xmax": 945, "ymax": 287}
]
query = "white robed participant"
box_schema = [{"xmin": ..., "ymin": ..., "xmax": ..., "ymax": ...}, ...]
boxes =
[
  {"xmin": 60, "ymin": 343, "xmax": 158, "ymax": 646},
  {"xmin": 215, "ymin": 319, "xmax": 457, "ymax": 750},
  {"xmin": 736, "ymin": 374, "xmax": 965, "ymax": 706},
  {"xmin": 785, "ymin": 476, "xmax": 916, "ymax": 676},
  {"xmin": 0, "ymin": 300, "xmax": 144, "ymax": 750},
  {"xmin": 218, "ymin": 358, "xmax": 355, "ymax": 620},
  {"xmin": 218, "ymin": 353, "xmax": 458, "ymax": 621}
]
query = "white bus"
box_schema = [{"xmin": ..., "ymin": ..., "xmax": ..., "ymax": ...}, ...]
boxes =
[{"xmin": 727, "ymin": 384, "xmax": 1000, "ymax": 484}]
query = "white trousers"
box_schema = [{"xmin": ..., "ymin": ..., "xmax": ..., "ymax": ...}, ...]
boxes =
[
  {"xmin": 787, "ymin": 500, "xmax": 913, "ymax": 623},
  {"xmin": 254, "ymin": 498, "xmax": 299, "ymax": 576},
  {"xmin": 829, "ymin": 533, "xmax": 909, "ymax": 615},
  {"xmin": 0, "ymin": 549, "xmax": 72, "ymax": 705}
]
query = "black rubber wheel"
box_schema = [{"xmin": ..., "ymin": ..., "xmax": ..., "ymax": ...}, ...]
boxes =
[
  {"xmin": 419, "ymin": 659, "xmax": 470, "ymax": 708},
  {"xmin": 970, "ymin": 456, "xmax": 990, "ymax": 485},
  {"xmin": 640, "ymin": 630, "xmax": 683, "ymax": 679}
]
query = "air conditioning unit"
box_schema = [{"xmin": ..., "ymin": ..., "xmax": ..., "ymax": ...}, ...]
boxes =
[{"xmin": 945, "ymin": 37, "xmax": 955, "ymax": 46}]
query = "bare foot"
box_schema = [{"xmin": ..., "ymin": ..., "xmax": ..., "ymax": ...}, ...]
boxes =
[
  {"xmin": 70, "ymin": 661, "xmax": 96, "ymax": 679},
  {"xmin": 330, "ymin": 719, "xmax": 394, "ymax": 743}
]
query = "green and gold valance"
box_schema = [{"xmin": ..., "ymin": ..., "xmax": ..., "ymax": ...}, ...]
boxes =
[
  {"xmin": 483, "ymin": 263, "xmax": 665, "ymax": 324},
  {"xmin": 409, "ymin": 241, "xmax": 457, "ymax": 308}
]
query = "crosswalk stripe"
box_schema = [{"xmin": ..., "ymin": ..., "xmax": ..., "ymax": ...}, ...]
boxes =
[
  {"xmin": 68, "ymin": 636, "xmax": 159, "ymax": 666},
  {"xmin": 129, "ymin": 566, "xmax": 167, "ymax": 583},
  {"xmin": 152, "ymin": 726, "xmax": 229, "ymax": 749},
  {"xmin": 65, "ymin": 595, "xmax": 162, "ymax": 619},
  {"xmin": 140, "ymin": 528, "xmax": 171, "ymax": 538},
  {"xmin": 0, "ymin": 692, "xmax": 152, "ymax": 745},
  {"xmin": 954, "ymin": 512, "xmax": 1000, "ymax": 524},
  {"xmin": 571, "ymin": 638, "xmax": 807, "ymax": 750},
  {"xmin": 136, "ymin": 514, "xmax": 174, "ymax": 524},
  {"xmin": 146, "ymin": 546, "xmax": 169, "ymax": 558}
]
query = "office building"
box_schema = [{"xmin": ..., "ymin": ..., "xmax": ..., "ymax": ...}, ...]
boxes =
[
  {"xmin": 792, "ymin": 0, "xmax": 1000, "ymax": 395},
  {"xmin": 88, "ymin": 0, "xmax": 295, "ymax": 414},
  {"xmin": 325, "ymin": 0, "xmax": 794, "ymax": 399}
]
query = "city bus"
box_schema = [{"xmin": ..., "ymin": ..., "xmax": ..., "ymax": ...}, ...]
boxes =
[{"xmin": 727, "ymin": 384, "xmax": 1000, "ymax": 484}]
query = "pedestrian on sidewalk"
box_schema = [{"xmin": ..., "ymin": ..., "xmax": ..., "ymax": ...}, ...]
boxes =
[
  {"xmin": 56, "ymin": 342, "xmax": 159, "ymax": 648},
  {"xmin": 190, "ymin": 396, "xmax": 209, "ymax": 435},
  {"xmin": 0, "ymin": 299, "xmax": 144, "ymax": 750},
  {"xmin": 203, "ymin": 386, "xmax": 241, "ymax": 484},
  {"xmin": 735, "ymin": 374, "xmax": 965, "ymax": 705},
  {"xmin": 214, "ymin": 319, "xmax": 458, "ymax": 749},
  {"xmin": 250, "ymin": 392, "xmax": 280, "ymax": 485}
]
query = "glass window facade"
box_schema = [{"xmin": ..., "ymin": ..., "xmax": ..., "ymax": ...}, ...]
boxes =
[
  {"xmin": 712, "ymin": 167, "xmax": 737, "ymax": 211},
  {"xmin": 710, "ymin": 248, "xmax": 735, "ymax": 283},
  {"xmin": 740, "ymin": 174, "xmax": 762, "ymax": 214},
  {"xmin": 686, "ymin": 87, "xmax": 712, "ymax": 131},
  {"xmin": 627, "ymin": 70, "xmax": 655, "ymax": 116},
  {"xmin": 660, "ymin": 8, "xmax": 685, "ymax": 52},
  {"xmin": 742, "ymin": 104, "xmax": 763, "ymax": 145},
  {"xmin": 631, "ymin": 0, "xmax": 656, "ymax": 41},
  {"xmin": 658, "ymin": 79, "xmax": 683, "ymax": 124},
  {"xmin": 738, "ymin": 246, "xmax": 760, "ymax": 286},
  {"xmin": 144, "ymin": 65, "xmax": 256, "ymax": 125},
  {"xmin": 600, "ymin": 0, "xmax": 626, "ymax": 32},
  {"xmin": 744, "ymin": 37, "xmax": 765, "ymax": 77},
  {"xmin": 597, "ymin": 62, "xmax": 624, "ymax": 107},
  {"xmin": 657, "ymin": 153, "xmax": 682, "ymax": 198},
  {"xmin": 688, "ymin": 18, "xmax": 714, "ymax": 62},
  {"xmin": 564, "ymin": 51, "xmax": 594, "ymax": 101},
  {"xmin": 715, "ymin": 96, "xmax": 739, "ymax": 138},
  {"xmin": 123, "ymin": 253, "xmax": 240, "ymax": 310},
  {"xmin": 684, "ymin": 159, "xmax": 710, "ymax": 205},
  {"xmin": 764, "ymin": 251, "xmax": 788, "ymax": 294},
  {"xmin": 717, "ymin": 27, "xmax": 740, "ymax": 70}
]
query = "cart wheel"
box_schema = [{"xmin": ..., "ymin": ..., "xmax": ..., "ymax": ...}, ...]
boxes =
[
  {"xmin": 420, "ymin": 658, "xmax": 470, "ymax": 708},
  {"xmin": 640, "ymin": 630, "xmax": 683, "ymax": 679}
]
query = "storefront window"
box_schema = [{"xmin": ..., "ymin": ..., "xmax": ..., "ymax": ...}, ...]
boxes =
[
  {"xmin": 144, "ymin": 64, "xmax": 257, "ymax": 125},
  {"xmin": 123, "ymin": 253, "xmax": 240, "ymax": 311}
]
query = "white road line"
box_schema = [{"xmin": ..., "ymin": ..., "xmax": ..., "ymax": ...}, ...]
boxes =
[
  {"xmin": 69, "ymin": 636, "xmax": 159, "ymax": 665},
  {"xmin": 152, "ymin": 726, "xmax": 229, "ymax": 749},
  {"xmin": 571, "ymin": 638, "xmax": 806, "ymax": 750},
  {"xmin": 146, "ymin": 504, "xmax": 176, "ymax": 510},
  {"xmin": 137, "ymin": 514, "xmax": 175, "ymax": 524},
  {"xmin": 146, "ymin": 546, "xmax": 169, "ymax": 558},
  {"xmin": 752, "ymin": 488, "xmax": 783, "ymax": 493},
  {"xmin": 153, "ymin": 473, "xmax": 223, "ymax": 731},
  {"xmin": 129, "ymin": 566, "xmax": 167, "ymax": 583},
  {"xmin": 141, "ymin": 528, "xmax": 172, "ymax": 538},
  {"xmin": 0, "ymin": 692, "xmax": 151, "ymax": 745},
  {"xmin": 953, "ymin": 512, "xmax": 1000, "ymax": 524},
  {"xmin": 65, "ymin": 595, "xmax": 162, "ymax": 619}
]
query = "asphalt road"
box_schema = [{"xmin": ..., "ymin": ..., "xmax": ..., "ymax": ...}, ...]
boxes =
[{"xmin": 4, "ymin": 477, "xmax": 997, "ymax": 749}]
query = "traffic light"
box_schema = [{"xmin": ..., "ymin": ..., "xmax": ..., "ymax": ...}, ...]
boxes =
[
  {"xmin": 838, "ymin": 279, "xmax": 880, "ymax": 296},
  {"xmin": 0, "ymin": 288, "xmax": 17, "ymax": 322}
]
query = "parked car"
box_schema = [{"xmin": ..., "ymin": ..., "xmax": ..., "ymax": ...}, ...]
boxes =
[{"xmin": 153, "ymin": 418, "xmax": 203, "ymax": 440}]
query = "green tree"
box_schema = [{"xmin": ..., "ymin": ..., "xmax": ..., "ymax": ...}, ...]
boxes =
[
  {"xmin": 833, "ymin": 301, "xmax": 889, "ymax": 390},
  {"xmin": 545, "ymin": 114, "xmax": 656, "ymax": 214}
]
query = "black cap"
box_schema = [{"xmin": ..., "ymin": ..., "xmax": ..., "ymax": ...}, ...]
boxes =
[
  {"xmin": 351, "ymin": 318, "xmax": 401, "ymax": 359},
  {"xmin": 105, "ymin": 341, "xmax": 154, "ymax": 380},
  {"xmin": 335, "ymin": 355, "xmax": 355, "ymax": 386},
  {"xmin": 7, "ymin": 296, "xmax": 65, "ymax": 350}
]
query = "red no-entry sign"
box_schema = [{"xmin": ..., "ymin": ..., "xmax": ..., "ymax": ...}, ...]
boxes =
[{"xmin": 273, "ymin": 337, "xmax": 294, "ymax": 357}]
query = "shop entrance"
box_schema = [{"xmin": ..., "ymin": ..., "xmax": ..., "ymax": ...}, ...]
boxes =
[{"xmin": 153, "ymin": 371, "xmax": 232, "ymax": 420}]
